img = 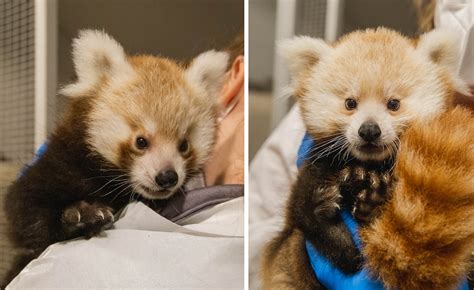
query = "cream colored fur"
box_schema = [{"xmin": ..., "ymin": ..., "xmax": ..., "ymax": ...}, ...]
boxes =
[
  {"xmin": 63, "ymin": 30, "xmax": 228, "ymax": 199},
  {"xmin": 279, "ymin": 28, "xmax": 468, "ymax": 161}
]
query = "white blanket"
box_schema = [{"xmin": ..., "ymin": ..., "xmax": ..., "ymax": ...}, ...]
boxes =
[{"xmin": 8, "ymin": 198, "xmax": 244, "ymax": 289}]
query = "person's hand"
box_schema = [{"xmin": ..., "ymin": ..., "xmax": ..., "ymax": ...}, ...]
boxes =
[{"xmin": 297, "ymin": 133, "xmax": 469, "ymax": 290}]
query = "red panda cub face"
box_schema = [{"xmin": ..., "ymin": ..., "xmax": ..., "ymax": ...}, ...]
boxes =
[
  {"xmin": 61, "ymin": 30, "xmax": 228, "ymax": 199},
  {"xmin": 281, "ymin": 28, "xmax": 469, "ymax": 162}
]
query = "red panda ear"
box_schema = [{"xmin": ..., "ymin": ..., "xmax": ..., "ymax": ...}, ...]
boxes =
[
  {"xmin": 279, "ymin": 36, "xmax": 332, "ymax": 80},
  {"xmin": 185, "ymin": 50, "xmax": 229, "ymax": 102},
  {"xmin": 417, "ymin": 30, "xmax": 460, "ymax": 71},
  {"xmin": 60, "ymin": 30, "xmax": 135, "ymax": 97},
  {"xmin": 417, "ymin": 30, "xmax": 470, "ymax": 95}
]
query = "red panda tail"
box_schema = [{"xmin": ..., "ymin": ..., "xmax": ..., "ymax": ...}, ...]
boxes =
[{"xmin": 361, "ymin": 107, "xmax": 474, "ymax": 290}]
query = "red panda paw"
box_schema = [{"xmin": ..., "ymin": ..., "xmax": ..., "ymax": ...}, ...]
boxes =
[{"xmin": 61, "ymin": 201, "xmax": 115, "ymax": 238}]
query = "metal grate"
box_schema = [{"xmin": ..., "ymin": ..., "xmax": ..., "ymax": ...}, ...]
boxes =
[
  {"xmin": 296, "ymin": 0, "xmax": 327, "ymax": 38},
  {"xmin": 0, "ymin": 0, "xmax": 35, "ymax": 163}
]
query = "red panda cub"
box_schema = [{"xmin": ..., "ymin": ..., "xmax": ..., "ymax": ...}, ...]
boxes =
[
  {"xmin": 261, "ymin": 28, "xmax": 469, "ymax": 289},
  {"xmin": 4, "ymin": 30, "xmax": 228, "ymax": 282}
]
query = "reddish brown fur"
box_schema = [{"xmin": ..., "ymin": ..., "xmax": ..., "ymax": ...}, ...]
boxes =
[
  {"xmin": 261, "ymin": 228, "xmax": 322, "ymax": 290},
  {"xmin": 3, "ymin": 31, "xmax": 224, "ymax": 286},
  {"xmin": 261, "ymin": 28, "xmax": 471, "ymax": 289},
  {"xmin": 361, "ymin": 107, "xmax": 474, "ymax": 289}
]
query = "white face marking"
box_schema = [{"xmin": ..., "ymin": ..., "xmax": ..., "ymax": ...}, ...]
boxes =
[
  {"xmin": 144, "ymin": 119, "xmax": 157, "ymax": 136},
  {"xmin": 345, "ymin": 101, "xmax": 397, "ymax": 161},
  {"xmin": 297, "ymin": 46, "xmax": 450, "ymax": 162},
  {"xmin": 87, "ymin": 103, "xmax": 133, "ymax": 166},
  {"xmin": 130, "ymin": 140, "xmax": 186, "ymax": 200},
  {"xmin": 63, "ymin": 31, "xmax": 224, "ymax": 203},
  {"xmin": 86, "ymin": 79, "xmax": 217, "ymax": 201},
  {"xmin": 282, "ymin": 30, "xmax": 468, "ymax": 163}
]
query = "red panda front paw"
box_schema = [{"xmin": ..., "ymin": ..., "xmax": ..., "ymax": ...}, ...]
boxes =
[
  {"xmin": 333, "ymin": 239, "xmax": 363, "ymax": 274},
  {"xmin": 62, "ymin": 201, "xmax": 114, "ymax": 238},
  {"xmin": 339, "ymin": 167, "xmax": 392, "ymax": 224},
  {"xmin": 352, "ymin": 172, "xmax": 391, "ymax": 224}
]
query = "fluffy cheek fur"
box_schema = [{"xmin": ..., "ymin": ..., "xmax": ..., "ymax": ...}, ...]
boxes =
[
  {"xmin": 299, "ymin": 61, "xmax": 450, "ymax": 162},
  {"xmin": 129, "ymin": 115, "xmax": 216, "ymax": 200},
  {"xmin": 299, "ymin": 94, "xmax": 397, "ymax": 162},
  {"xmin": 299, "ymin": 92, "xmax": 346, "ymax": 139},
  {"xmin": 86, "ymin": 101, "xmax": 134, "ymax": 167},
  {"xmin": 344, "ymin": 104, "xmax": 398, "ymax": 161},
  {"xmin": 188, "ymin": 114, "xmax": 217, "ymax": 167},
  {"xmin": 61, "ymin": 29, "xmax": 227, "ymax": 202}
]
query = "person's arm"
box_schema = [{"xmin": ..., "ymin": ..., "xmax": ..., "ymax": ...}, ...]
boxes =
[
  {"xmin": 249, "ymin": 105, "xmax": 305, "ymax": 223},
  {"xmin": 249, "ymin": 105, "xmax": 306, "ymax": 288}
]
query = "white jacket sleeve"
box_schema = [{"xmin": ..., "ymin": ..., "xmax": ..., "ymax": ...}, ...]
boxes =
[
  {"xmin": 249, "ymin": 105, "xmax": 305, "ymax": 289},
  {"xmin": 435, "ymin": 0, "xmax": 473, "ymax": 84}
]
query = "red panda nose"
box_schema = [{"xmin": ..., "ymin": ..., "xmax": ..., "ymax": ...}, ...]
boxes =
[
  {"xmin": 155, "ymin": 170, "xmax": 178, "ymax": 189},
  {"xmin": 358, "ymin": 121, "xmax": 381, "ymax": 143}
]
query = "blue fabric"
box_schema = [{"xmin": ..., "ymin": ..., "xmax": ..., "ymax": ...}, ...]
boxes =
[
  {"xmin": 18, "ymin": 142, "xmax": 48, "ymax": 178},
  {"xmin": 305, "ymin": 210, "xmax": 385, "ymax": 290},
  {"xmin": 298, "ymin": 133, "xmax": 469, "ymax": 290},
  {"xmin": 296, "ymin": 132, "xmax": 314, "ymax": 168}
]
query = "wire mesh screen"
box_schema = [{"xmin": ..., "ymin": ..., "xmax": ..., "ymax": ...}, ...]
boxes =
[
  {"xmin": 0, "ymin": 0, "xmax": 35, "ymax": 164},
  {"xmin": 296, "ymin": 0, "xmax": 327, "ymax": 38}
]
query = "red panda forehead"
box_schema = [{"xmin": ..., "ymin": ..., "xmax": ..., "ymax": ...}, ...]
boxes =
[
  {"xmin": 129, "ymin": 57, "xmax": 188, "ymax": 94},
  {"xmin": 316, "ymin": 47, "xmax": 422, "ymax": 100},
  {"xmin": 332, "ymin": 30, "xmax": 415, "ymax": 71},
  {"xmin": 108, "ymin": 56, "xmax": 206, "ymax": 134},
  {"xmin": 333, "ymin": 43, "xmax": 412, "ymax": 69},
  {"xmin": 123, "ymin": 107, "xmax": 194, "ymax": 140},
  {"xmin": 335, "ymin": 28, "xmax": 413, "ymax": 49},
  {"xmin": 129, "ymin": 55, "xmax": 184, "ymax": 75}
]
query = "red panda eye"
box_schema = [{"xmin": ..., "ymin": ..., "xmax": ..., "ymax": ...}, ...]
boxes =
[
  {"xmin": 179, "ymin": 139, "xmax": 189, "ymax": 153},
  {"xmin": 387, "ymin": 99, "xmax": 400, "ymax": 111},
  {"xmin": 345, "ymin": 98, "xmax": 357, "ymax": 110},
  {"xmin": 135, "ymin": 137, "xmax": 148, "ymax": 150}
]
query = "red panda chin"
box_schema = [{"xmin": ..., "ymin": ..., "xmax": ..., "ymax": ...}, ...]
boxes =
[
  {"xmin": 351, "ymin": 144, "xmax": 392, "ymax": 162},
  {"xmin": 137, "ymin": 185, "xmax": 175, "ymax": 200}
]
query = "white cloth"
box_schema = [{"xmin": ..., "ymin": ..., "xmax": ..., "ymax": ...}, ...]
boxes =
[
  {"xmin": 248, "ymin": 106, "xmax": 305, "ymax": 290},
  {"xmin": 435, "ymin": 0, "xmax": 474, "ymax": 84},
  {"xmin": 8, "ymin": 198, "xmax": 244, "ymax": 289}
]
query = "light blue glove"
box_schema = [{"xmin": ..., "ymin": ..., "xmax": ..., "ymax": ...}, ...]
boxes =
[{"xmin": 297, "ymin": 132, "xmax": 469, "ymax": 290}]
